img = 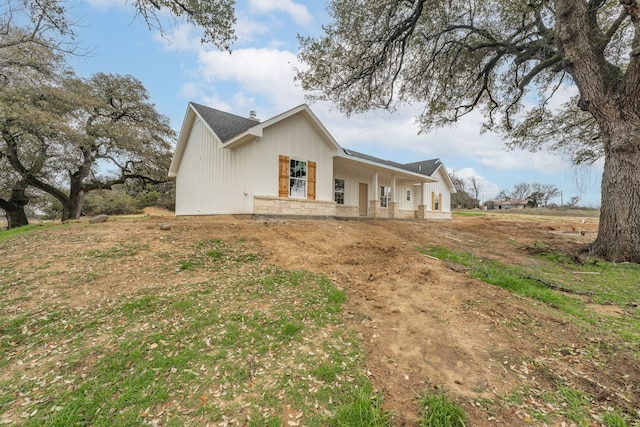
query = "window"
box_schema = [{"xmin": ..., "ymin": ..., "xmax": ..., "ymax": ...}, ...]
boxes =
[
  {"xmin": 380, "ymin": 186, "xmax": 391, "ymax": 208},
  {"xmin": 279, "ymin": 155, "xmax": 315, "ymax": 200},
  {"xmin": 334, "ymin": 179, "xmax": 345, "ymax": 204},
  {"xmin": 406, "ymin": 190, "xmax": 411, "ymax": 201},
  {"xmin": 289, "ymin": 159, "xmax": 307, "ymax": 198},
  {"xmin": 433, "ymin": 192, "xmax": 440, "ymax": 211}
]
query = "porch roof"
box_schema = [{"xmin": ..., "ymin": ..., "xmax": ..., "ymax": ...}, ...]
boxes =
[{"xmin": 335, "ymin": 149, "xmax": 438, "ymax": 183}]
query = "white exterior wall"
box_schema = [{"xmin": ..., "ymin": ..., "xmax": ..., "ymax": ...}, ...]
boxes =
[
  {"xmin": 423, "ymin": 168, "xmax": 452, "ymax": 212},
  {"xmin": 333, "ymin": 162, "xmax": 374, "ymax": 207},
  {"xmin": 173, "ymin": 106, "xmax": 453, "ymax": 220},
  {"xmin": 250, "ymin": 115, "xmax": 337, "ymax": 201},
  {"xmin": 174, "ymin": 113, "xmax": 338, "ymax": 215},
  {"xmin": 397, "ymin": 183, "xmax": 420, "ymax": 210},
  {"xmin": 175, "ymin": 118, "xmax": 255, "ymax": 215},
  {"xmin": 334, "ymin": 161, "xmax": 442, "ymax": 213}
]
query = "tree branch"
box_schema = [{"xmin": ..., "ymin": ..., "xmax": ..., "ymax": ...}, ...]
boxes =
[{"xmin": 518, "ymin": 53, "xmax": 562, "ymax": 89}]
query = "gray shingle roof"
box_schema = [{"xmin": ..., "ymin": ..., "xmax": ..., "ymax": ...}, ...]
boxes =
[
  {"xmin": 191, "ymin": 102, "xmax": 258, "ymax": 142},
  {"xmin": 402, "ymin": 159, "xmax": 442, "ymax": 176},
  {"xmin": 189, "ymin": 102, "xmax": 445, "ymax": 178},
  {"xmin": 342, "ymin": 149, "xmax": 409, "ymax": 170},
  {"xmin": 344, "ymin": 149, "xmax": 442, "ymax": 177}
]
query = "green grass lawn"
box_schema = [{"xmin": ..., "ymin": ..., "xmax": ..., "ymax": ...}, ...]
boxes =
[{"xmin": 0, "ymin": 234, "xmax": 389, "ymax": 426}]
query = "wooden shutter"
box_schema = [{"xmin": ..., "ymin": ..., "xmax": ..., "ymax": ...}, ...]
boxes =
[
  {"xmin": 307, "ymin": 161, "xmax": 316, "ymax": 200},
  {"xmin": 439, "ymin": 192, "xmax": 443, "ymax": 211},
  {"xmin": 431, "ymin": 191, "xmax": 435, "ymax": 210},
  {"xmin": 279, "ymin": 155, "xmax": 289, "ymax": 197}
]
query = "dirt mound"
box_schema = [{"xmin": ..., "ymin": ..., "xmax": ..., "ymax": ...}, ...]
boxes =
[{"xmin": 3, "ymin": 212, "xmax": 637, "ymax": 425}]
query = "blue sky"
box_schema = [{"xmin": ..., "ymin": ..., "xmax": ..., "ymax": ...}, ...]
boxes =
[{"xmin": 68, "ymin": 0, "xmax": 603, "ymax": 206}]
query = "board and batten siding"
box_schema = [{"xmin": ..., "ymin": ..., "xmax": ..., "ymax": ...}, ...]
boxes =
[
  {"xmin": 423, "ymin": 169, "xmax": 452, "ymax": 212},
  {"xmin": 176, "ymin": 112, "xmax": 339, "ymax": 215},
  {"xmin": 397, "ymin": 183, "xmax": 421, "ymax": 210},
  {"xmin": 175, "ymin": 118, "xmax": 255, "ymax": 215},
  {"xmin": 334, "ymin": 161, "xmax": 427, "ymax": 211},
  {"xmin": 333, "ymin": 162, "xmax": 375, "ymax": 207},
  {"xmin": 249, "ymin": 114, "xmax": 337, "ymax": 201}
]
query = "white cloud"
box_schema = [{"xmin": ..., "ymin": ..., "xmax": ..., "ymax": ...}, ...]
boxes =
[
  {"xmin": 154, "ymin": 23, "xmax": 201, "ymax": 51},
  {"xmin": 247, "ymin": 0, "xmax": 313, "ymax": 26},
  {"xmin": 179, "ymin": 82, "xmax": 201, "ymax": 99},
  {"xmin": 85, "ymin": 0, "xmax": 128, "ymax": 10},
  {"xmin": 233, "ymin": 15, "xmax": 271, "ymax": 45},
  {"xmin": 310, "ymin": 105, "xmax": 572, "ymax": 175},
  {"xmin": 191, "ymin": 47, "xmax": 304, "ymax": 114}
]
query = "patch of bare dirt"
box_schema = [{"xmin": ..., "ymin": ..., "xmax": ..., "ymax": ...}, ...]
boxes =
[{"xmin": 3, "ymin": 212, "xmax": 638, "ymax": 426}]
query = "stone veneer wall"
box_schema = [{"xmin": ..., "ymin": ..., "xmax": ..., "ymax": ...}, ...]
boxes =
[
  {"xmin": 425, "ymin": 211, "xmax": 452, "ymax": 220},
  {"xmin": 254, "ymin": 196, "xmax": 451, "ymax": 220},
  {"xmin": 396, "ymin": 209, "xmax": 418, "ymax": 219},
  {"xmin": 335, "ymin": 205, "xmax": 360, "ymax": 217},
  {"xmin": 254, "ymin": 196, "xmax": 336, "ymax": 216}
]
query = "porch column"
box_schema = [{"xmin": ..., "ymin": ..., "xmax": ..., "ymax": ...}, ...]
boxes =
[
  {"xmin": 417, "ymin": 182, "xmax": 428, "ymax": 219},
  {"xmin": 369, "ymin": 171, "xmax": 380, "ymax": 218},
  {"xmin": 389, "ymin": 175, "xmax": 398, "ymax": 218}
]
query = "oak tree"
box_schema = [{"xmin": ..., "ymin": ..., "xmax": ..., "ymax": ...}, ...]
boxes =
[
  {"xmin": 297, "ymin": 0, "xmax": 640, "ymax": 262},
  {"xmin": 1, "ymin": 69, "xmax": 175, "ymax": 221},
  {"xmin": 2, "ymin": 0, "xmax": 230, "ymax": 227},
  {"xmin": 0, "ymin": 24, "xmax": 67, "ymax": 227},
  {"xmin": 1, "ymin": 0, "xmax": 236, "ymax": 53}
]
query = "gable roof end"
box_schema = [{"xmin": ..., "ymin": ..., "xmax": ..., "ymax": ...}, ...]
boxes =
[
  {"xmin": 403, "ymin": 158, "xmax": 457, "ymax": 192},
  {"xmin": 169, "ymin": 103, "xmax": 340, "ymax": 178},
  {"xmin": 223, "ymin": 104, "xmax": 341, "ymax": 150},
  {"xmin": 171, "ymin": 102, "xmax": 261, "ymax": 178},
  {"xmin": 403, "ymin": 159, "xmax": 442, "ymax": 176},
  {"xmin": 190, "ymin": 102, "xmax": 259, "ymax": 142}
]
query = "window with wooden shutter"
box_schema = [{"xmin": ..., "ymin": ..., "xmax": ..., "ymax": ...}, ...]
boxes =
[
  {"xmin": 289, "ymin": 159, "xmax": 307, "ymax": 197},
  {"xmin": 439, "ymin": 192, "xmax": 443, "ymax": 211},
  {"xmin": 279, "ymin": 155, "xmax": 289, "ymax": 197},
  {"xmin": 307, "ymin": 161, "xmax": 316, "ymax": 200},
  {"xmin": 431, "ymin": 191, "xmax": 435, "ymax": 210}
]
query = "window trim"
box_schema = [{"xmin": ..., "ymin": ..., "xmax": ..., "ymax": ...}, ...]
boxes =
[
  {"xmin": 334, "ymin": 178, "xmax": 345, "ymax": 205},
  {"xmin": 289, "ymin": 158, "xmax": 307, "ymax": 198},
  {"xmin": 380, "ymin": 186, "xmax": 391, "ymax": 208}
]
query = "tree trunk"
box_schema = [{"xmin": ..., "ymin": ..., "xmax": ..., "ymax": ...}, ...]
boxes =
[
  {"xmin": 0, "ymin": 181, "xmax": 30, "ymax": 229},
  {"xmin": 590, "ymin": 129, "xmax": 640, "ymax": 262},
  {"xmin": 555, "ymin": 0, "xmax": 640, "ymax": 263},
  {"xmin": 60, "ymin": 169, "xmax": 88, "ymax": 221},
  {"xmin": 61, "ymin": 188, "xmax": 85, "ymax": 221},
  {"xmin": 3, "ymin": 203, "xmax": 29, "ymax": 228}
]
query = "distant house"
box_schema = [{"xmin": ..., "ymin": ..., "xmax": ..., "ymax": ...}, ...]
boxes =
[
  {"xmin": 168, "ymin": 103, "xmax": 456, "ymax": 220},
  {"xmin": 496, "ymin": 200, "xmax": 530, "ymax": 210}
]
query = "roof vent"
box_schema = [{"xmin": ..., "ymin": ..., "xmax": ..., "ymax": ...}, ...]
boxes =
[{"xmin": 249, "ymin": 110, "xmax": 260, "ymax": 122}]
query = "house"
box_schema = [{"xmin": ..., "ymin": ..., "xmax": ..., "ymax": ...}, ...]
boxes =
[
  {"xmin": 168, "ymin": 103, "xmax": 456, "ymax": 220},
  {"xmin": 496, "ymin": 200, "xmax": 530, "ymax": 209}
]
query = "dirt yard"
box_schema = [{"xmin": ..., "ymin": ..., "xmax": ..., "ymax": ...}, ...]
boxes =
[{"xmin": 4, "ymin": 209, "xmax": 638, "ymax": 426}]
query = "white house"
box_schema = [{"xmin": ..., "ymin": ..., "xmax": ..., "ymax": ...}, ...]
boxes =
[
  {"xmin": 168, "ymin": 103, "xmax": 456, "ymax": 220},
  {"xmin": 496, "ymin": 200, "xmax": 530, "ymax": 209}
]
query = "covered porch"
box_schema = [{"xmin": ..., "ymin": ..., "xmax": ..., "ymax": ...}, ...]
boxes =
[{"xmin": 333, "ymin": 154, "xmax": 450, "ymax": 220}]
